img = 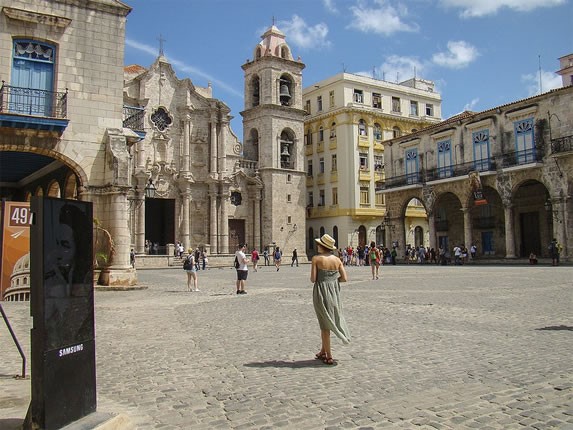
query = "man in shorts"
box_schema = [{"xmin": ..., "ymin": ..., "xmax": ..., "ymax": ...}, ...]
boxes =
[{"xmin": 235, "ymin": 243, "xmax": 250, "ymax": 294}]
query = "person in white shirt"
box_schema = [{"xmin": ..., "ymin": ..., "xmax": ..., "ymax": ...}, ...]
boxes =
[{"xmin": 235, "ymin": 243, "xmax": 250, "ymax": 294}]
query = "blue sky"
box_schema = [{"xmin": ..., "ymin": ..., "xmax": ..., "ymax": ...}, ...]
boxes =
[{"xmin": 124, "ymin": 0, "xmax": 572, "ymax": 140}]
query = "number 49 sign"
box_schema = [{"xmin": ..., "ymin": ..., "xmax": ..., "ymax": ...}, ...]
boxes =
[{"xmin": 1, "ymin": 201, "xmax": 32, "ymax": 300}]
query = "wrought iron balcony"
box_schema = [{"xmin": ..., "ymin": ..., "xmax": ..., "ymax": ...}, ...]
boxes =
[
  {"xmin": 425, "ymin": 159, "xmax": 497, "ymax": 182},
  {"xmin": 383, "ymin": 172, "xmax": 423, "ymax": 189},
  {"xmin": 551, "ymin": 135, "xmax": 573, "ymax": 154},
  {"xmin": 0, "ymin": 83, "xmax": 69, "ymax": 132},
  {"xmin": 499, "ymin": 148, "xmax": 542, "ymax": 168},
  {"xmin": 123, "ymin": 105, "xmax": 145, "ymax": 134}
]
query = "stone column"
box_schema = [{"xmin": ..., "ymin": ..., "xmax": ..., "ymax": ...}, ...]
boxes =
[
  {"xmin": 209, "ymin": 187, "xmax": 218, "ymax": 254},
  {"xmin": 183, "ymin": 116, "xmax": 191, "ymax": 172},
  {"xmin": 218, "ymin": 119, "xmax": 227, "ymax": 180},
  {"xmin": 254, "ymin": 187, "xmax": 262, "ymax": 250},
  {"xmin": 210, "ymin": 118, "xmax": 217, "ymax": 174},
  {"xmin": 504, "ymin": 204, "xmax": 516, "ymax": 258},
  {"xmin": 427, "ymin": 211, "xmax": 437, "ymax": 250},
  {"xmin": 135, "ymin": 192, "xmax": 145, "ymax": 254},
  {"xmin": 462, "ymin": 206, "xmax": 473, "ymax": 258},
  {"xmin": 220, "ymin": 184, "xmax": 229, "ymax": 254},
  {"xmin": 181, "ymin": 190, "xmax": 191, "ymax": 251}
]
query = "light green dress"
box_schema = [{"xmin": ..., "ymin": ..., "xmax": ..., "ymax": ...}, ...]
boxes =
[{"xmin": 313, "ymin": 269, "xmax": 350, "ymax": 344}]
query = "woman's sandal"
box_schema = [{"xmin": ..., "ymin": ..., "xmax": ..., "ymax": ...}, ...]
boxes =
[
  {"xmin": 323, "ymin": 356, "xmax": 335, "ymax": 365},
  {"xmin": 315, "ymin": 352, "xmax": 326, "ymax": 360}
]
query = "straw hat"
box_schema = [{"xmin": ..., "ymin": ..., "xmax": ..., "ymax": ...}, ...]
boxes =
[{"xmin": 315, "ymin": 234, "xmax": 336, "ymax": 251}]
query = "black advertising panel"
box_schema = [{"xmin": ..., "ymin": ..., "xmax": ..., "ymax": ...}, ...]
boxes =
[{"xmin": 28, "ymin": 197, "xmax": 96, "ymax": 430}]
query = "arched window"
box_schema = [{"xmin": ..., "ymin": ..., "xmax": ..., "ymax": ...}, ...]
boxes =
[
  {"xmin": 358, "ymin": 119, "xmax": 367, "ymax": 136},
  {"xmin": 333, "ymin": 226, "xmax": 339, "ymax": 247},
  {"xmin": 245, "ymin": 128, "xmax": 259, "ymax": 161},
  {"xmin": 393, "ymin": 126, "xmax": 401, "ymax": 138},
  {"xmin": 255, "ymin": 46, "xmax": 262, "ymax": 59},
  {"xmin": 280, "ymin": 130, "xmax": 295, "ymax": 169},
  {"xmin": 47, "ymin": 180, "xmax": 60, "ymax": 197},
  {"xmin": 320, "ymin": 226, "xmax": 325, "ymax": 237},
  {"xmin": 63, "ymin": 173, "xmax": 78, "ymax": 199},
  {"xmin": 318, "ymin": 126, "xmax": 324, "ymax": 142},
  {"xmin": 35, "ymin": 186, "xmax": 44, "ymax": 196},
  {"xmin": 330, "ymin": 122, "xmax": 336, "ymax": 138}
]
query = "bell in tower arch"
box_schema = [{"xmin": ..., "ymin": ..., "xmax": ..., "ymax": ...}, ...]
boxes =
[{"xmin": 279, "ymin": 81, "xmax": 291, "ymax": 106}]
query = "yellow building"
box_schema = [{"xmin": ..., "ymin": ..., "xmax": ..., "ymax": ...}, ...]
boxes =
[{"xmin": 302, "ymin": 73, "xmax": 441, "ymax": 253}]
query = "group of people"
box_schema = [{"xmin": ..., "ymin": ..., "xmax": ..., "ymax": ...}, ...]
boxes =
[{"xmin": 337, "ymin": 244, "xmax": 398, "ymax": 267}]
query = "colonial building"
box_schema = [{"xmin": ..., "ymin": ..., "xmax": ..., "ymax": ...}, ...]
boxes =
[
  {"xmin": 380, "ymin": 84, "xmax": 573, "ymax": 261},
  {"xmin": 0, "ymin": 0, "xmax": 137, "ymax": 287},
  {"xmin": 302, "ymin": 73, "xmax": 442, "ymax": 252}
]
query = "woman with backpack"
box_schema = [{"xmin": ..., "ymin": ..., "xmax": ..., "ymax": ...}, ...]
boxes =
[
  {"xmin": 183, "ymin": 248, "xmax": 199, "ymax": 292},
  {"xmin": 274, "ymin": 247, "xmax": 282, "ymax": 271},
  {"xmin": 369, "ymin": 241, "xmax": 380, "ymax": 280}
]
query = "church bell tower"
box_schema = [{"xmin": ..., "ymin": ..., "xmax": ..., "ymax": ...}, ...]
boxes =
[{"xmin": 241, "ymin": 24, "xmax": 307, "ymax": 258}]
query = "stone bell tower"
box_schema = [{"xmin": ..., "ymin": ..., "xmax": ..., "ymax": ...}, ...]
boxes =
[{"xmin": 241, "ymin": 24, "xmax": 307, "ymax": 259}]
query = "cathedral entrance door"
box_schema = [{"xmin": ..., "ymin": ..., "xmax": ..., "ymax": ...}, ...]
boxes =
[
  {"xmin": 145, "ymin": 198, "xmax": 175, "ymax": 254},
  {"xmin": 228, "ymin": 219, "xmax": 245, "ymax": 252}
]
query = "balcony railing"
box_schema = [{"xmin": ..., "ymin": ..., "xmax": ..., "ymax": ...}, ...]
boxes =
[
  {"xmin": 425, "ymin": 159, "xmax": 497, "ymax": 182},
  {"xmin": 0, "ymin": 82, "xmax": 67, "ymax": 118},
  {"xmin": 123, "ymin": 105, "xmax": 145, "ymax": 132},
  {"xmin": 551, "ymin": 135, "xmax": 573, "ymax": 154},
  {"xmin": 499, "ymin": 148, "xmax": 542, "ymax": 168},
  {"xmin": 384, "ymin": 172, "xmax": 423, "ymax": 189}
]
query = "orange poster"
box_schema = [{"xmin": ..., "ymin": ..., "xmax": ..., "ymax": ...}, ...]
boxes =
[{"xmin": 1, "ymin": 201, "xmax": 32, "ymax": 300}]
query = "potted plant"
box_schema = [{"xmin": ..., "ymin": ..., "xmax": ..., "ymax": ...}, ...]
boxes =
[{"xmin": 93, "ymin": 218, "xmax": 115, "ymax": 285}]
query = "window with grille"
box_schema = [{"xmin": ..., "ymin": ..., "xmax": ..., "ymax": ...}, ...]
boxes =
[
  {"xmin": 331, "ymin": 154, "xmax": 337, "ymax": 172},
  {"xmin": 317, "ymin": 96, "xmax": 323, "ymax": 112},
  {"xmin": 353, "ymin": 89, "xmax": 364, "ymax": 103}
]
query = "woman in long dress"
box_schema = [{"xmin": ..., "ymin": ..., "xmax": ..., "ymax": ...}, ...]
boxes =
[{"xmin": 311, "ymin": 234, "xmax": 350, "ymax": 365}]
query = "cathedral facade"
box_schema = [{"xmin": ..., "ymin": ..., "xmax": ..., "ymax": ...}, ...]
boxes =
[{"xmin": 124, "ymin": 25, "xmax": 307, "ymax": 259}]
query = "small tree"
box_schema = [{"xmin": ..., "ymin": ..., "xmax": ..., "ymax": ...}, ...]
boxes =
[{"xmin": 93, "ymin": 218, "xmax": 115, "ymax": 285}]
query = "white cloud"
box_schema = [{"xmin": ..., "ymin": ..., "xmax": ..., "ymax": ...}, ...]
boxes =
[
  {"xmin": 279, "ymin": 15, "xmax": 331, "ymax": 50},
  {"xmin": 463, "ymin": 98, "xmax": 480, "ymax": 111},
  {"xmin": 432, "ymin": 41, "xmax": 479, "ymax": 69},
  {"xmin": 125, "ymin": 38, "xmax": 243, "ymax": 98},
  {"xmin": 347, "ymin": 0, "xmax": 419, "ymax": 35},
  {"xmin": 522, "ymin": 70, "xmax": 563, "ymax": 96},
  {"xmin": 371, "ymin": 55, "xmax": 425, "ymax": 82},
  {"xmin": 323, "ymin": 0, "xmax": 339, "ymax": 13},
  {"xmin": 440, "ymin": 0, "xmax": 565, "ymax": 18}
]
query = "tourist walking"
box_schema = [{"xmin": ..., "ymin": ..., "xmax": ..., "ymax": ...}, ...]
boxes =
[
  {"xmin": 263, "ymin": 248, "xmax": 270, "ymax": 266},
  {"xmin": 235, "ymin": 243, "xmax": 249, "ymax": 294},
  {"xmin": 291, "ymin": 248, "xmax": 299, "ymax": 267},
  {"xmin": 183, "ymin": 249, "xmax": 199, "ymax": 292},
  {"xmin": 274, "ymin": 247, "xmax": 282, "ymax": 271},
  {"xmin": 311, "ymin": 234, "xmax": 350, "ymax": 365},
  {"xmin": 368, "ymin": 241, "xmax": 380, "ymax": 280},
  {"xmin": 548, "ymin": 238, "xmax": 560, "ymax": 266},
  {"xmin": 251, "ymin": 247, "xmax": 260, "ymax": 272}
]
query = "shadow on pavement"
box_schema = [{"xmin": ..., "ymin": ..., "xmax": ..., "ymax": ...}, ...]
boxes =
[
  {"xmin": 244, "ymin": 359, "xmax": 337, "ymax": 368},
  {"xmin": 0, "ymin": 418, "xmax": 24, "ymax": 430},
  {"xmin": 536, "ymin": 325, "xmax": 573, "ymax": 331}
]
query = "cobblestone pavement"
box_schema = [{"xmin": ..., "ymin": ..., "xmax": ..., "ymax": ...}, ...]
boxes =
[{"xmin": 1, "ymin": 264, "xmax": 572, "ymax": 429}]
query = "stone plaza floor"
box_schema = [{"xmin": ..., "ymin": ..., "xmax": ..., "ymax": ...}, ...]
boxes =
[{"xmin": 1, "ymin": 263, "xmax": 572, "ymax": 429}]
